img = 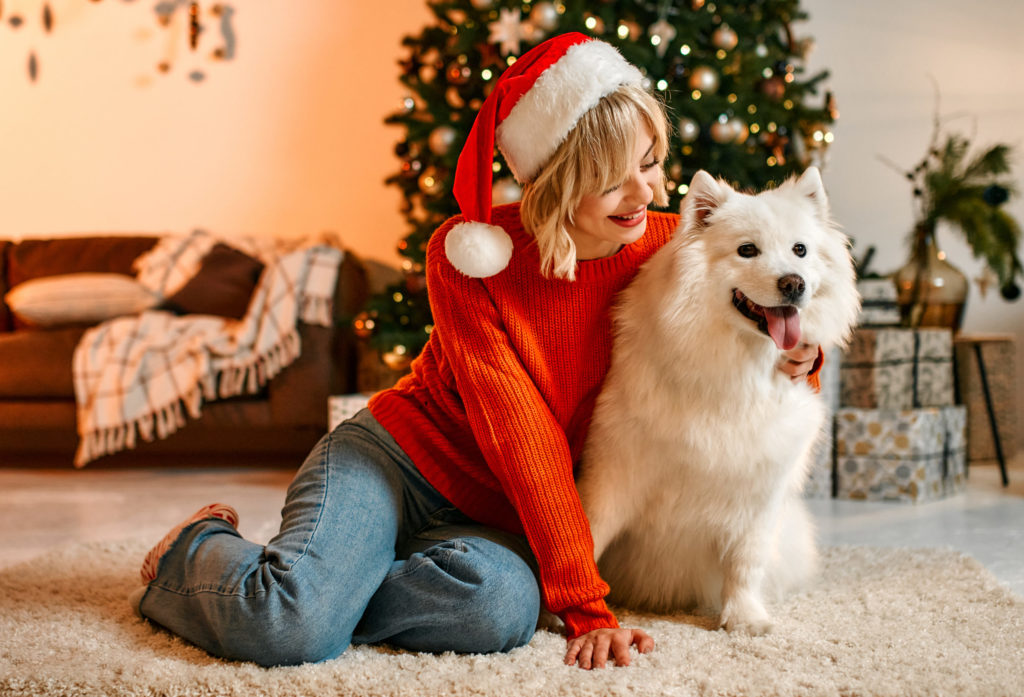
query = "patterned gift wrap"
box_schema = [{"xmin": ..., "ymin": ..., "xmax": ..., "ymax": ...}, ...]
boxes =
[
  {"xmin": 954, "ymin": 337, "xmax": 1018, "ymax": 462},
  {"xmin": 328, "ymin": 393, "xmax": 372, "ymax": 432},
  {"xmin": 803, "ymin": 419, "xmax": 835, "ymax": 499},
  {"xmin": 804, "ymin": 347, "xmax": 841, "ymax": 499},
  {"xmin": 857, "ymin": 278, "xmax": 901, "ymax": 326},
  {"xmin": 834, "ymin": 406, "xmax": 966, "ymax": 502},
  {"xmin": 840, "ymin": 328, "xmax": 954, "ymax": 410}
]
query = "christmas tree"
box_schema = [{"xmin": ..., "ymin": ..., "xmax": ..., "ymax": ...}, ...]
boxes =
[{"xmin": 356, "ymin": 0, "xmax": 837, "ymax": 373}]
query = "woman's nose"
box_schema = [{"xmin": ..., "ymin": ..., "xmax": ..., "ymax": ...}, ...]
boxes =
[{"xmin": 623, "ymin": 170, "xmax": 653, "ymax": 204}]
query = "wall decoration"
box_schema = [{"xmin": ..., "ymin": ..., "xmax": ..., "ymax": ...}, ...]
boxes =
[{"xmin": 1, "ymin": 0, "xmax": 235, "ymax": 84}]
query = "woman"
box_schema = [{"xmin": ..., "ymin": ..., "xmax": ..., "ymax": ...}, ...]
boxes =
[{"xmin": 134, "ymin": 33, "xmax": 820, "ymax": 670}]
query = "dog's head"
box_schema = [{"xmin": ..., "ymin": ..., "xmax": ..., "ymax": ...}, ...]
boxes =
[{"xmin": 678, "ymin": 167, "xmax": 860, "ymax": 351}]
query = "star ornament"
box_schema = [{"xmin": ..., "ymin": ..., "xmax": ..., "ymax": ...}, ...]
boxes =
[{"xmin": 489, "ymin": 7, "xmax": 525, "ymax": 56}]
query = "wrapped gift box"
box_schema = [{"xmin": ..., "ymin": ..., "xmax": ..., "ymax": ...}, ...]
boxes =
[
  {"xmin": 328, "ymin": 393, "xmax": 372, "ymax": 432},
  {"xmin": 840, "ymin": 328, "xmax": 954, "ymax": 409},
  {"xmin": 857, "ymin": 278, "xmax": 901, "ymax": 326},
  {"xmin": 803, "ymin": 419, "xmax": 835, "ymax": 499},
  {"xmin": 804, "ymin": 346, "xmax": 840, "ymax": 499},
  {"xmin": 954, "ymin": 335, "xmax": 1018, "ymax": 461},
  {"xmin": 834, "ymin": 406, "xmax": 966, "ymax": 502}
]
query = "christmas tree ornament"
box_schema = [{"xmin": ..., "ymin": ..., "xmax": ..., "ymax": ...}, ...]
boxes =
[
  {"xmin": 492, "ymin": 177, "xmax": 523, "ymax": 206},
  {"xmin": 530, "ymin": 2, "xmax": 560, "ymax": 33},
  {"xmin": 712, "ymin": 25, "xmax": 738, "ymax": 51},
  {"xmin": 1001, "ymin": 282, "xmax": 1021, "ymax": 301},
  {"xmin": 617, "ymin": 20, "xmax": 642, "ymax": 41},
  {"xmin": 353, "ymin": 311, "xmax": 376, "ymax": 339},
  {"xmin": 710, "ymin": 117, "xmax": 737, "ymax": 144},
  {"xmin": 728, "ymin": 116, "xmax": 749, "ymax": 143},
  {"xmin": 648, "ymin": 19, "xmax": 677, "ymax": 58},
  {"xmin": 488, "ymin": 7, "xmax": 525, "ymax": 57},
  {"xmin": 678, "ymin": 116, "xmax": 701, "ymax": 143},
  {"xmin": 691, "ymin": 0, "xmax": 706, "ymax": 9},
  {"xmin": 445, "ymin": 86, "xmax": 465, "ymax": 109},
  {"xmin": 688, "ymin": 65, "xmax": 720, "ymax": 93},
  {"xmin": 446, "ymin": 33, "xmax": 642, "ymax": 278},
  {"xmin": 418, "ymin": 167, "xmax": 445, "ymax": 196},
  {"xmin": 445, "ymin": 59, "xmax": 472, "ymax": 85},
  {"xmin": 583, "ymin": 13, "xmax": 605, "ymax": 35},
  {"xmin": 419, "ymin": 63, "xmax": 438, "ymax": 83},
  {"xmin": 382, "ymin": 346, "xmax": 413, "ymax": 372},
  {"xmin": 470, "ymin": 0, "xmax": 494, "ymax": 8},
  {"xmin": 428, "ymin": 125, "xmax": 458, "ymax": 156},
  {"xmin": 760, "ymin": 75, "xmax": 786, "ymax": 100}
]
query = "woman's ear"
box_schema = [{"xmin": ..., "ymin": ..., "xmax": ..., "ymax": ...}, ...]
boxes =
[{"xmin": 681, "ymin": 170, "xmax": 728, "ymax": 232}]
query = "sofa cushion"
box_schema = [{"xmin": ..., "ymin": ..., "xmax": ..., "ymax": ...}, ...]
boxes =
[
  {"xmin": 162, "ymin": 243, "xmax": 265, "ymax": 319},
  {"xmin": 0, "ymin": 327, "xmax": 85, "ymax": 398},
  {"xmin": 6, "ymin": 273, "xmax": 159, "ymax": 327}
]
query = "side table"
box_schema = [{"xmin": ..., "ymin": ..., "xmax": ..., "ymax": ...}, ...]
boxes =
[{"xmin": 953, "ymin": 334, "xmax": 1016, "ymax": 486}]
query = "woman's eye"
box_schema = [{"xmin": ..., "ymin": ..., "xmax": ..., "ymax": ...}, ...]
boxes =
[
  {"xmin": 793, "ymin": 243, "xmax": 807, "ymax": 257},
  {"xmin": 640, "ymin": 158, "xmax": 660, "ymax": 171},
  {"xmin": 738, "ymin": 243, "xmax": 760, "ymax": 258},
  {"xmin": 601, "ymin": 183, "xmax": 621, "ymax": 196}
]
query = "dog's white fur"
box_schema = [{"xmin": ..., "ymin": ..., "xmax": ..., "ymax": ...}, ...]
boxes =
[{"xmin": 577, "ymin": 167, "xmax": 860, "ymax": 635}]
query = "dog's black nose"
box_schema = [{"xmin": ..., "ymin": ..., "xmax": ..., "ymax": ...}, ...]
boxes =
[{"xmin": 777, "ymin": 274, "xmax": 805, "ymax": 303}]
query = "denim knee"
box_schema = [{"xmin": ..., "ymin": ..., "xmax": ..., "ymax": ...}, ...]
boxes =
[{"xmin": 437, "ymin": 538, "xmax": 540, "ymax": 652}]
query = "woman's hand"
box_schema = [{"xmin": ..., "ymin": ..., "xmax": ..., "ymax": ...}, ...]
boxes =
[
  {"xmin": 564, "ymin": 628, "xmax": 654, "ymax": 669},
  {"xmin": 777, "ymin": 342, "xmax": 820, "ymax": 382}
]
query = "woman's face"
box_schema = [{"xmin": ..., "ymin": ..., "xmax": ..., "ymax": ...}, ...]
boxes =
[{"xmin": 566, "ymin": 124, "xmax": 660, "ymax": 260}]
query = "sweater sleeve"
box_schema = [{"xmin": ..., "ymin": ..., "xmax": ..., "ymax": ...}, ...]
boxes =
[{"xmin": 425, "ymin": 227, "xmax": 618, "ymax": 639}]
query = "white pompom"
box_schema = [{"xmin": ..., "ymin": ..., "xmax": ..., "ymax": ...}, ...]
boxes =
[{"xmin": 444, "ymin": 221, "xmax": 513, "ymax": 278}]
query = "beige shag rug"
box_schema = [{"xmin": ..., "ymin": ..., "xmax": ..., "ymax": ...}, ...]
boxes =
[{"xmin": 1, "ymin": 541, "xmax": 1022, "ymax": 697}]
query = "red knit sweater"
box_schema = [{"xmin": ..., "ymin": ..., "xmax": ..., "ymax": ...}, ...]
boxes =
[{"xmin": 370, "ymin": 202, "xmax": 819, "ymax": 638}]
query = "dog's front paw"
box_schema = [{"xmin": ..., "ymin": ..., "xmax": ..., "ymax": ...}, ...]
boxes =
[{"xmin": 720, "ymin": 597, "xmax": 773, "ymax": 636}]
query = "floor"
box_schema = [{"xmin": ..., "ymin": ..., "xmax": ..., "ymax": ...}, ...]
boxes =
[{"xmin": 1, "ymin": 458, "xmax": 1022, "ymax": 597}]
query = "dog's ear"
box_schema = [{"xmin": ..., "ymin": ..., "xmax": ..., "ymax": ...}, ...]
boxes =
[
  {"xmin": 793, "ymin": 166, "xmax": 830, "ymax": 220},
  {"xmin": 681, "ymin": 170, "xmax": 728, "ymax": 231}
]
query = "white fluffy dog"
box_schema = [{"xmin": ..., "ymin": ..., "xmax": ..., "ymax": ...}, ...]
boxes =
[{"xmin": 578, "ymin": 167, "xmax": 860, "ymax": 635}]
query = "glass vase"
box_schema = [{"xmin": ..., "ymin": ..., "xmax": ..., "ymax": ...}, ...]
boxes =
[{"xmin": 893, "ymin": 223, "xmax": 968, "ymax": 331}]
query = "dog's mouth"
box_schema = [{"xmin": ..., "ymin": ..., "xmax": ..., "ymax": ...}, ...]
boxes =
[{"xmin": 732, "ymin": 289, "xmax": 801, "ymax": 350}]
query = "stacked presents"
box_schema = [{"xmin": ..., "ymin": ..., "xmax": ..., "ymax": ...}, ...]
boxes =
[{"xmin": 807, "ymin": 279, "xmax": 967, "ymax": 502}]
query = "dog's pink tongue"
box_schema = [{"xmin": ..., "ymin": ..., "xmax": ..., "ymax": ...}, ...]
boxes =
[{"xmin": 764, "ymin": 306, "xmax": 801, "ymax": 350}]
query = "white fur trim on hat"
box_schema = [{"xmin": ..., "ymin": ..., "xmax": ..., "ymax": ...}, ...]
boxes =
[
  {"xmin": 445, "ymin": 221, "xmax": 514, "ymax": 278},
  {"xmin": 496, "ymin": 40, "xmax": 643, "ymax": 183}
]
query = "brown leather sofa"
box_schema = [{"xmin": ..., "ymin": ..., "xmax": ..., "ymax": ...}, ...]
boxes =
[{"xmin": 0, "ymin": 236, "xmax": 368, "ymax": 467}]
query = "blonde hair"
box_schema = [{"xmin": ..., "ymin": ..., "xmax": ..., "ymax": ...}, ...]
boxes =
[{"xmin": 519, "ymin": 84, "xmax": 670, "ymax": 280}]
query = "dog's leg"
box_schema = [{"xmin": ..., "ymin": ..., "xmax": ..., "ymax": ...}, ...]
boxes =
[
  {"xmin": 577, "ymin": 455, "xmax": 639, "ymax": 562},
  {"xmin": 718, "ymin": 530, "xmax": 773, "ymax": 636}
]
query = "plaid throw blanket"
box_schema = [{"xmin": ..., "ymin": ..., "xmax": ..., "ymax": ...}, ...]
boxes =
[{"xmin": 72, "ymin": 231, "xmax": 343, "ymax": 467}]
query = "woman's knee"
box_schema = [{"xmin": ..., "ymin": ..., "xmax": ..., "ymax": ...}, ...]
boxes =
[{"xmin": 440, "ymin": 538, "xmax": 540, "ymax": 651}]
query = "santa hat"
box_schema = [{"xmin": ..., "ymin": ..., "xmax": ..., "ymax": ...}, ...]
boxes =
[{"xmin": 445, "ymin": 33, "xmax": 644, "ymax": 278}]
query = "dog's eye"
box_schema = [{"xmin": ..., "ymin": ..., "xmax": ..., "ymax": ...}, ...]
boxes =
[
  {"xmin": 737, "ymin": 243, "xmax": 760, "ymax": 258},
  {"xmin": 793, "ymin": 243, "xmax": 807, "ymax": 258}
]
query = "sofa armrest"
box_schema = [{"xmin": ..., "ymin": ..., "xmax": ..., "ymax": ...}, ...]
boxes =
[{"xmin": 0, "ymin": 241, "xmax": 11, "ymax": 332}]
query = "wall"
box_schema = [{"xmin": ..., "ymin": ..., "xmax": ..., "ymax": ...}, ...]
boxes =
[
  {"xmin": 2, "ymin": 0, "xmax": 1022, "ymax": 404},
  {"xmin": 0, "ymin": 0, "xmax": 431, "ymax": 265},
  {"xmin": 801, "ymin": 0, "xmax": 1024, "ymax": 416}
]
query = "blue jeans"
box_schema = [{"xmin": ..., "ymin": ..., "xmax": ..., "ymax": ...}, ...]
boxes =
[{"xmin": 138, "ymin": 409, "xmax": 541, "ymax": 666}]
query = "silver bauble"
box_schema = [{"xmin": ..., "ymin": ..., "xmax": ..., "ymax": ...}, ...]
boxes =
[
  {"xmin": 688, "ymin": 65, "xmax": 719, "ymax": 93},
  {"xmin": 678, "ymin": 117, "xmax": 700, "ymax": 143},
  {"xmin": 491, "ymin": 177, "xmax": 522, "ymax": 206},
  {"xmin": 530, "ymin": 2, "xmax": 559, "ymax": 32},
  {"xmin": 428, "ymin": 126, "xmax": 458, "ymax": 156}
]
